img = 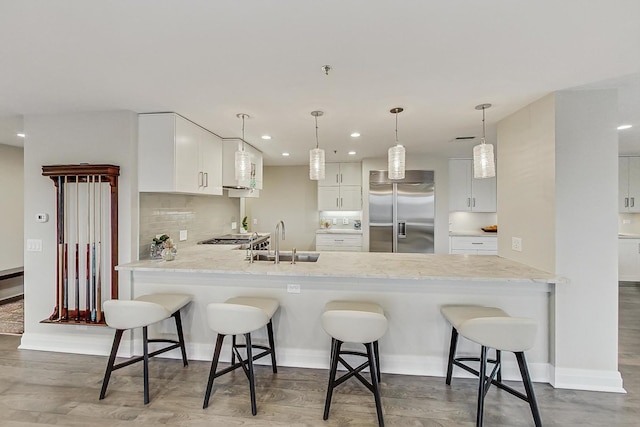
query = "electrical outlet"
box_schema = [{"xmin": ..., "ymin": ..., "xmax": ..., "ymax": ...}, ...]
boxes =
[
  {"xmin": 287, "ymin": 284, "xmax": 301, "ymax": 294},
  {"xmin": 512, "ymin": 237, "xmax": 522, "ymax": 252},
  {"xmin": 623, "ymin": 219, "xmax": 632, "ymax": 224},
  {"xmin": 332, "ymin": 218, "xmax": 337, "ymax": 225},
  {"xmin": 231, "ymin": 222, "xmax": 237, "ymax": 230},
  {"xmin": 253, "ymin": 218, "xmax": 258, "ymax": 225},
  {"xmin": 179, "ymin": 230, "xmax": 188, "ymax": 241},
  {"xmin": 343, "ymin": 218, "xmax": 349, "ymax": 225}
]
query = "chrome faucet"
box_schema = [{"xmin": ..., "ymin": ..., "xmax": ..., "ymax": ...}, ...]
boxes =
[
  {"xmin": 247, "ymin": 231, "xmax": 260, "ymax": 263},
  {"xmin": 274, "ymin": 220, "xmax": 286, "ymax": 264}
]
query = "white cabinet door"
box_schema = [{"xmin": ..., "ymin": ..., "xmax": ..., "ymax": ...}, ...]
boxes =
[
  {"xmin": 174, "ymin": 115, "xmax": 200, "ymax": 194},
  {"xmin": 199, "ymin": 128, "xmax": 223, "ymax": 195},
  {"xmin": 619, "ymin": 157, "xmax": 640, "ymax": 213},
  {"xmin": 340, "ymin": 185, "xmax": 362, "ymax": 210},
  {"xmin": 450, "ymin": 236, "xmax": 497, "ymax": 255},
  {"xmin": 318, "ymin": 163, "xmax": 341, "ymax": 187},
  {"xmin": 318, "ymin": 187, "xmax": 340, "ymax": 210},
  {"xmin": 339, "ymin": 163, "xmax": 362, "ymax": 186},
  {"xmin": 316, "ymin": 233, "xmax": 363, "ymax": 251},
  {"xmin": 619, "ymin": 239, "xmax": 640, "ymax": 281},
  {"xmin": 449, "ymin": 158, "xmax": 496, "ymax": 212}
]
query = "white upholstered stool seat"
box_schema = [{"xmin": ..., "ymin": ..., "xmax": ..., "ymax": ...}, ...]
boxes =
[
  {"xmin": 100, "ymin": 293, "xmax": 192, "ymax": 404},
  {"xmin": 440, "ymin": 304, "xmax": 541, "ymax": 427},
  {"xmin": 321, "ymin": 300, "xmax": 388, "ymax": 427},
  {"xmin": 203, "ymin": 296, "xmax": 280, "ymax": 416}
]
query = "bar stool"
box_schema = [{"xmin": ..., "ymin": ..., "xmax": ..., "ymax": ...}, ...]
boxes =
[
  {"xmin": 441, "ymin": 305, "xmax": 542, "ymax": 427},
  {"xmin": 321, "ymin": 300, "xmax": 388, "ymax": 427},
  {"xmin": 203, "ymin": 296, "xmax": 279, "ymax": 415},
  {"xmin": 100, "ymin": 293, "xmax": 192, "ymax": 404}
]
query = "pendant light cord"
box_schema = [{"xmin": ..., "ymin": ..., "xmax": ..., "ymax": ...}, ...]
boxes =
[
  {"xmin": 241, "ymin": 114, "xmax": 246, "ymax": 151},
  {"xmin": 481, "ymin": 106, "xmax": 486, "ymax": 145},
  {"xmin": 395, "ymin": 111, "xmax": 399, "ymax": 144},
  {"xmin": 315, "ymin": 114, "xmax": 319, "ymax": 149}
]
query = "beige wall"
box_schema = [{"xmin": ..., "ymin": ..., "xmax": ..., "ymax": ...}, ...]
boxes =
[
  {"xmin": 246, "ymin": 165, "xmax": 318, "ymax": 251},
  {"xmin": 496, "ymin": 93, "xmax": 556, "ymax": 272},
  {"xmin": 139, "ymin": 193, "xmax": 240, "ymax": 259},
  {"xmin": 0, "ymin": 144, "xmax": 24, "ymax": 271}
]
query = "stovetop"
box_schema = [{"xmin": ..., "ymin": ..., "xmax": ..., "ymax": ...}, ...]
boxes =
[{"xmin": 198, "ymin": 234, "xmax": 270, "ymax": 245}]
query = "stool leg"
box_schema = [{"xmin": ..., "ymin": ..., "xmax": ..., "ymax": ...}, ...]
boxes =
[
  {"xmin": 366, "ymin": 342, "xmax": 385, "ymax": 427},
  {"xmin": 99, "ymin": 329, "xmax": 124, "ymax": 400},
  {"xmin": 515, "ymin": 352, "xmax": 542, "ymax": 427},
  {"xmin": 203, "ymin": 334, "xmax": 225, "ymax": 409},
  {"xmin": 446, "ymin": 327, "xmax": 459, "ymax": 385},
  {"xmin": 476, "ymin": 345, "xmax": 488, "ymax": 427},
  {"xmin": 266, "ymin": 319, "xmax": 278, "ymax": 373},
  {"xmin": 496, "ymin": 349, "xmax": 502, "ymax": 383},
  {"xmin": 323, "ymin": 338, "xmax": 342, "ymax": 420},
  {"xmin": 142, "ymin": 326, "xmax": 150, "ymax": 404},
  {"xmin": 245, "ymin": 333, "xmax": 257, "ymax": 416},
  {"xmin": 172, "ymin": 310, "xmax": 188, "ymax": 367},
  {"xmin": 373, "ymin": 340, "xmax": 381, "ymax": 382},
  {"xmin": 231, "ymin": 335, "xmax": 237, "ymax": 365}
]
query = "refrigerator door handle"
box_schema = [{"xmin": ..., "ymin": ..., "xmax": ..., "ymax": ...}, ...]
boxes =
[{"xmin": 397, "ymin": 221, "xmax": 406, "ymax": 239}]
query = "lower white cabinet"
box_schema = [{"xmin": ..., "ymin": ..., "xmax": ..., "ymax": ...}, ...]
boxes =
[
  {"xmin": 449, "ymin": 235, "xmax": 497, "ymax": 255},
  {"xmin": 619, "ymin": 238, "xmax": 640, "ymax": 281},
  {"xmin": 316, "ymin": 233, "xmax": 363, "ymax": 252}
]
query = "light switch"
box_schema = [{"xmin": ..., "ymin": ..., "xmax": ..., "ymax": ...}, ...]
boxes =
[
  {"xmin": 343, "ymin": 218, "xmax": 349, "ymax": 225},
  {"xmin": 27, "ymin": 239, "xmax": 43, "ymax": 252},
  {"xmin": 231, "ymin": 222, "xmax": 237, "ymax": 230},
  {"xmin": 179, "ymin": 230, "xmax": 188, "ymax": 241},
  {"xmin": 253, "ymin": 218, "xmax": 258, "ymax": 225}
]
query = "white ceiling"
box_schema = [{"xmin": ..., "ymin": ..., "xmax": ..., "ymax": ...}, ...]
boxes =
[{"xmin": 1, "ymin": 1, "xmax": 639, "ymax": 163}]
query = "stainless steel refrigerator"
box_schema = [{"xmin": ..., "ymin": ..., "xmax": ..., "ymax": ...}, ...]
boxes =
[{"xmin": 369, "ymin": 170, "xmax": 435, "ymax": 253}]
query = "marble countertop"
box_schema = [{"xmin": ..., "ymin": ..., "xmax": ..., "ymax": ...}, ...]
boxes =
[
  {"xmin": 316, "ymin": 229, "xmax": 363, "ymax": 234},
  {"xmin": 118, "ymin": 245, "xmax": 561, "ymax": 284},
  {"xmin": 449, "ymin": 231, "xmax": 498, "ymax": 237}
]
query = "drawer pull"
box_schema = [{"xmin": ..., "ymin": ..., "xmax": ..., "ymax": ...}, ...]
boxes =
[{"xmin": 471, "ymin": 242, "xmax": 483, "ymax": 245}]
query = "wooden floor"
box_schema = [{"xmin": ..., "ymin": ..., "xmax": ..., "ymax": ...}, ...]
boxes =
[{"xmin": 1, "ymin": 285, "xmax": 639, "ymax": 426}]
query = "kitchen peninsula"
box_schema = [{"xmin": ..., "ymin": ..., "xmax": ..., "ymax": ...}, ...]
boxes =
[{"xmin": 117, "ymin": 245, "xmax": 561, "ymax": 384}]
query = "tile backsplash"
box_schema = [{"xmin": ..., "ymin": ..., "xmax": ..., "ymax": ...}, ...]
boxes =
[{"xmin": 139, "ymin": 192, "xmax": 240, "ymax": 259}]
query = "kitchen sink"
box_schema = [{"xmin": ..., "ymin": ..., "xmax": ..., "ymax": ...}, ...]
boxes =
[{"xmin": 251, "ymin": 251, "xmax": 320, "ymax": 263}]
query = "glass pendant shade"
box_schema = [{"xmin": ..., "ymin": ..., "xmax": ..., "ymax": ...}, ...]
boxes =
[
  {"xmin": 309, "ymin": 147, "xmax": 325, "ymax": 180},
  {"xmin": 235, "ymin": 149, "xmax": 252, "ymax": 181},
  {"xmin": 388, "ymin": 144, "xmax": 406, "ymax": 180},
  {"xmin": 473, "ymin": 142, "xmax": 496, "ymax": 178}
]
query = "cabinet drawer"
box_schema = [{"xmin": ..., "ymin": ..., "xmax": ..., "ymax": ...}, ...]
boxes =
[
  {"xmin": 450, "ymin": 236, "xmax": 497, "ymax": 250},
  {"xmin": 316, "ymin": 234, "xmax": 362, "ymax": 249}
]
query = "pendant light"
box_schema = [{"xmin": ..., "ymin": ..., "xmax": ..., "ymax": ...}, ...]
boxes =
[
  {"xmin": 473, "ymin": 104, "xmax": 496, "ymax": 179},
  {"xmin": 388, "ymin": 107, "xmax": 405, "ymax": 180},
  {"xmin": 235, "ymin": 113, "xmax": 252, "ymax": 181},
  {"xmin": 309, "ymin": 110, "xmax": 325, "ymax": 180}
]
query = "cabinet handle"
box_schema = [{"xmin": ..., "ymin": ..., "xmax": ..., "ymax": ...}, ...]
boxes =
[
  {"xmin": 473, "ymin": 198, "xmax": 476, "ymax": 207},
  {"xmin": 336, "ymin": 198, "xmax": 339, "ymax": 207},
  {"xmin": 340, "ymin": 197, "xmax": 343, "ymax": 207},
  {"xmin": 467, "ymin": 198, "xmax": 471, "ymax": 207},
  {"xmin": 336, "ymin": 173, "xmax": 339, "ymax": 184},
  {"xmin": 204, "ymin": 172, "xmax": 208, "ymax": 187},
  {"xmin": 472, "ymin": 242, "xmax": 483, "ymax": 245},
  {"xmin": 340, "ymin": 173, "xmax": 343, "ymax": 183},
  {"xmin": 625, "ymin": 197, "xmax": 629, "ymax": 207},
  {"xmin": 198, "ymin": 171, "xmax": 203, "ymax": 187},
  {"xmin": 632, "ymin": 198, "xmax": 635, "ymax": 207}
]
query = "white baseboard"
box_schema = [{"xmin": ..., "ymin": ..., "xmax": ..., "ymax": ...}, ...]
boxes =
[
  {"xmin": 19, "ymin": 331, "xmax": 116, "ymax": 356},
  {"xmin": 550, "ymin": 366, "xmax": 626, "ymax": 393}
]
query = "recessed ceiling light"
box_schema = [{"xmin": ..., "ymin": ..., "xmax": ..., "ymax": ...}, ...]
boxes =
[
  {"xmin": 261, "ymin": 135, "xmax": 272, "ymax": 140},
  {"xmin": 348, "ymin": 151, "xmax": 356, "ymax": 155},
  {"xmin": 282, "ymin": 152, "xmax": 290, "ymax": 157},
  {"xmin": 17, "ymin": 133, "xmax": 25, "ymax": 138},
  {"xmin": 618, "ymin": 124, "xmax": 633, "ymax": 130},
  {"xmin": 350, "ymin": 132, "xmax": 360, "ymax": 138}
]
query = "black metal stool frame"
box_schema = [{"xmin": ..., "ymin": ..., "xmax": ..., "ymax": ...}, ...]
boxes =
[
  {"xmin": 99, "ymin": 310, "xmax": 188, "ymax": 404},
  {"xmin": 202, "ymin": 319, "xmax": 277, "ymax": 415},
  {"xmin": 323, "ymin": 338, "xmax": 384, "ymax": 427},
  {"xmin": 445, "ymin": 326, "xmax": 542, "ymax": 427}
]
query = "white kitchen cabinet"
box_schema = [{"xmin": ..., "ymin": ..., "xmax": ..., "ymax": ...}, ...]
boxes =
[
  {"xmin": 222, "ymin": 139, "xmax": 263, "ymax": 191},
  {"xmin": 316, "ymin": 233, "xmax": 363, "ymax": 252},
  {"xmin": 317, "ymin": 162, "xmax": 362, "ymax": 210},
  {"xmin": 619, "ymin": 157, "xmax": 640, "ymax": 213},
  {"xmin": 449, "ymin": 235, "xmax": 497, "ymax": 255},
  {"xmin": 619, "ymin": 238, "xmax": 640, "ymax": 281},
  {"xmin": 448, "ymin": 158, "xmax": 496, "ymax": 212},
  {"xmin": 318, "ymin": 185, "xmax": 362, "ymax": 210},
  {"xmin": 139, "ymin": 113, "xmax": 223, "ymax": 195},
  {"xmin": 318, "ymin": 162, "xmax": 361, "ymax": 187}
]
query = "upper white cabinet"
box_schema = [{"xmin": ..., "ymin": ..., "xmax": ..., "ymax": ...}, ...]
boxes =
[
  {"xmin": 222, "ymin": 139, "xmax": 263, "ymax": 190},
  {"xmin": 318, "ymin": 162, "xmax": 361, "ymax": 187},
  {"xmin": 448, "ymin": 158, "xmax": 496, "ymax": 212},
  {"xmin": 317, "ymin": 162, "xmax": 362, "ymax": 210},
  {"xmin": 619, "ymin": 156, "xmax": 640, "ymax": 213},
  {"xmin": 139, "ymin": 113, "xmax": 222, "ymax": 195}
]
